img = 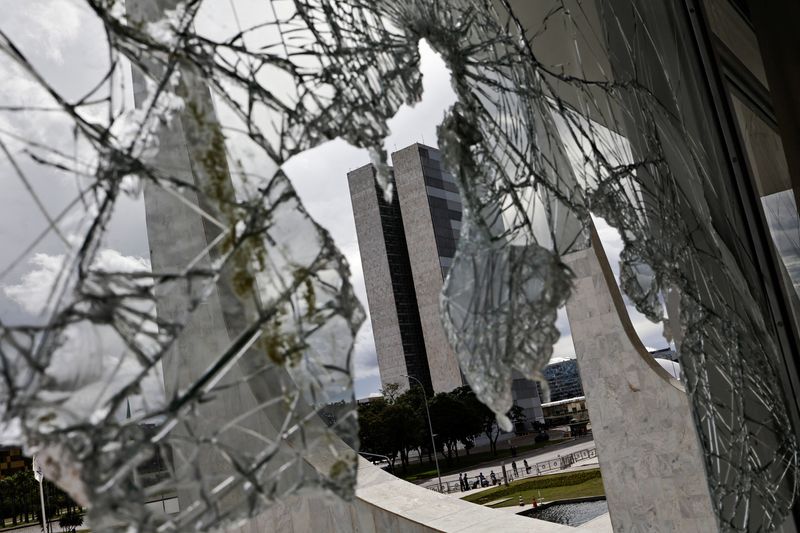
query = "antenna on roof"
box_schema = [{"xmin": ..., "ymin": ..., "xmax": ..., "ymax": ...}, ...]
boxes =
[{"xmin": 421, "ymin": 133, "xmax": 426, "ymax": 145}]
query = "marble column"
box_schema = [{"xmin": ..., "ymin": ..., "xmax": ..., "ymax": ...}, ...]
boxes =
[{"xmin": 563, "ymin": 228, "xmax": 718, "ymax": 532}]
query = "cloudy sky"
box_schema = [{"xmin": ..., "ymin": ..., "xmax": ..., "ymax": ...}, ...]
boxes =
[{"xmin": 0, "ymin": 1, "xmax": 671, "ymax": 405}]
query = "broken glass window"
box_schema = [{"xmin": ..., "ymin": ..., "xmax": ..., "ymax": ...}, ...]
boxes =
[{"xmin": 0, "ymin": 0, "xmax": 797, "ymax": 531}]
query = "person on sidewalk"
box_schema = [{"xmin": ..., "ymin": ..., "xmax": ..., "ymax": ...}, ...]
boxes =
[
  {"xmin": 524, "ymin": 459, "xmax": 530, "ymax": 474},
  {"xmin": 512, "ymin": 461, "xmax": 518, "ymax": 476}
]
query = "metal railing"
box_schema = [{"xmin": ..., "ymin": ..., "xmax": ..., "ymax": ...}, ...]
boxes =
[{"xmin": 423, "ymin": 446, "xmax": 598, "ymax": 494}]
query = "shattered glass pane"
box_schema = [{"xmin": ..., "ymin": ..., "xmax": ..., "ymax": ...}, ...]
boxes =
[{"xmin": 0, "ymin": 0, "xmax": 797, "ymax": 531}]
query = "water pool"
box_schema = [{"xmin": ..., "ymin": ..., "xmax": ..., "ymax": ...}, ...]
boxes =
[{"xmin": 524, "ymin": 499, "xmax": 608, "ymax": 526}]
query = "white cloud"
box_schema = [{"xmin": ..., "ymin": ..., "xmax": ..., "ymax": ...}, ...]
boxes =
[
  {"xmin": 552, "ymin": 332, "xmax": 576, "ymax": 360},
  {"xmin": 381, "ymin": 40, "xmax": 457, "ymax": 152},
  {"xmin": 33, "ymin": 317, "xmax": 166, "ymax": 428},
  {"xmin": 0, "ymin": 418, "xmax": 22, "ymax": 446},
  {"xmin": 2, "ymin": 249, "xmax": 162, "ymax": 429},
  {"xmin": 3, "ymin": 253, "xmax": 65, "ymax": 315},
  {"xmin": 0, "ymin": 0, "xmax": 82, "ymax": 64},
  {"xmin": 3, "ymin": 249, "xmax": 150, "ymax": 317},
  {"xmin": 353, "ymin": 319, "xmax": 380, "ymax": 379},
  {"xmin": 91, "ymin": 248, "xmax": 151, "ymax": 274}
]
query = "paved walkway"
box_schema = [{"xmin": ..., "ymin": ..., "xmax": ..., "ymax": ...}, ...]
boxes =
[
  {"xmin": 0, "ymin": 521, "xmax": 88, "ymax": 533},
  {"xmin": 420, "ymin": 437, "xmax": 596, "ymax": 493}
]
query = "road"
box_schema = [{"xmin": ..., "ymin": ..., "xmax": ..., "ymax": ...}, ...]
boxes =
[{"xmin": 419, "ymin": 437, "xmax": 596, "ymax": 493}]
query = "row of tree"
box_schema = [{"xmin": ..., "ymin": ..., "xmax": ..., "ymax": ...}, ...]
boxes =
[
  {"xmin": 357, "ymin": 384, "xmax": 526, "ymax": 473},
  {"xmin": 0, "ymin": 470, "xmax": 82, "ymax": 528}
]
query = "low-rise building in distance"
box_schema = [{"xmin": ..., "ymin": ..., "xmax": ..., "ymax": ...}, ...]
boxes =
[
  {"xmin": 0, "ymin": 446, "xmax": 30, "ymax": 478},
  {"xmin": 541, "ymin": 396, "xmax": 590, "ymax": 436},
  {"xmin": 541, "ymin": 358, "xmax": 584, "ymax": 402},
  {"xmin": 511, "ymin": 370, "xmax": 545, "ymax": 429}
]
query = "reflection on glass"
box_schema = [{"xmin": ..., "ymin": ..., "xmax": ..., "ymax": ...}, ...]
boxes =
[{"xmin": 763, "ymin": 191, "xmax": 800, "ymax": 295}]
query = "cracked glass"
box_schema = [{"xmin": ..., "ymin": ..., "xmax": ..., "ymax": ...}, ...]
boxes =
[{"xmin": 0, "ymin": 0, "xmax": 797, "ymax": 531}]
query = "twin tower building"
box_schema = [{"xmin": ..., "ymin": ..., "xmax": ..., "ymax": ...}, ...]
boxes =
[
  {"xmin": 348, "ymin": 144, "xmax": 544, "ymax": 423},
  {"xmin": 348, "ymin": 144, "xmax": 463, "ymax": 395}
]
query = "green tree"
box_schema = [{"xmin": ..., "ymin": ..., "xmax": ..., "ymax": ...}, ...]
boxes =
[
  {"xmin": 428, "ymin": 392, "xmax": 466, "ymax": 466},
  {"xmin": 382, "ymin": 401, "xmax": 418, "ymax": 471},
  {"xmin": 358, "ymin": 391, "xmax": 422, "ymax": 473},
  {"xmin": 394, "ymin": 385, "xmax": 428, "ymax": 464},
  {"xmin": 380, "ymin": 382, "xmax": 401, "ymax": 403},
  {"xmin": 450, "ymin": 386, "xmax": 484, "ymax": 456},
  {"xmin": 453, "ymin": 387, "xmax": 524, "ymax": 457},
  {"xmin": 0, "ymin": 475, "xmax": 16, "ymax": 525},
  {"xmin": 0, "ymin": 469, "xmax": 82, "ymax": 528},
  {"xmin": 10, "ymin": 471, "xmax": 37, "ymax": 524},
  {"xmin": 59, "ymin": 510, "xmax": 84, "ymax": 532},
  {"xmin": 358, "ymin": 398, "xmax": 396, "ymax": 468},
  {"xmin": 358, "ymin": 383, "xmax": 523, "ymax": 472}
]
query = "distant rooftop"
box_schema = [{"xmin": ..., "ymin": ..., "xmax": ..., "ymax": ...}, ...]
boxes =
[{"xmin": 541, "ymin": 396, "xmax": 586, "ymax": 408}]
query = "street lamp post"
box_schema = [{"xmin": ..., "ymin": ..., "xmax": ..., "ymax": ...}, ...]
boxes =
[{"xmin": 402, "ymin": 374, "xmax": 442, "ymax": 493}]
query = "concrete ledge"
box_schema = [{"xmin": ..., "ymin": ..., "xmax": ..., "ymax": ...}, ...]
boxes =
[{"xmin": 232, "ymin": 459, "xmax": 615, "ymax": 532}]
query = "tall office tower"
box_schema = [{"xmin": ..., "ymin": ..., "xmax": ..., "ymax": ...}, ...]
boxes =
[{"xmin": 348, "ymin": 144, "xmax": 463, "ymax": 393}]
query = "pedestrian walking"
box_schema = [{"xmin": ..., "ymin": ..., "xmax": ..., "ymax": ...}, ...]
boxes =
[
  {"xmin": 512, "ymin": 460, "xmax": 518, "ymax": 476},
  {"xmin": 524, "ymin": 459, "xmax": 530, "ymax": 474},
  {"xmin": 490, "ymin": 470, "xmax": 497, "ymax": 485}
]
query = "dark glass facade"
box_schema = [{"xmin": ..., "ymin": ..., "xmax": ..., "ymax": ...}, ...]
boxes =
[
  {"xmin": 541, "ymin": 359, "xmax": 584, "ymax": 402},
  {"xmin": 417, "ymin": 146, "xmax": 462, "ymax": 278},
  {"xmin": 649, "ymin": 347, "xmax": 679, "ymax": 362},
  {"xmin": 374, "ymin": 173, "xmax": 434, "ymax": 393}
]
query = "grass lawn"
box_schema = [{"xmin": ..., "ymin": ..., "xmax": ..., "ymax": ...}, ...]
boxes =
[
  {"xmin": 462, "ymin": 468, "xmax": 604, "ymax": 508},
  {"xmin": 399, "ymin": 439, "xmax": 567, "ymax": 482}
]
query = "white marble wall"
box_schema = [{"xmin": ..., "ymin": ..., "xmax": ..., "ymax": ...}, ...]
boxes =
[
  {"xmin": 233, "ymin": 459, "xmax": 580, "ymax": 533},
  {"xmin": 563, "ymin": 233, "xmax": 718, "ymax": 532},
  {"xmin": 347, "ymin": 164, "xmax": 411, "ymax": 390}
]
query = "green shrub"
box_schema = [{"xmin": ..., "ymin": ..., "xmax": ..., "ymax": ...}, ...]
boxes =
[{"xmin": 58, "ymin": 511, "xmax": 84, "ymax": 533}]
